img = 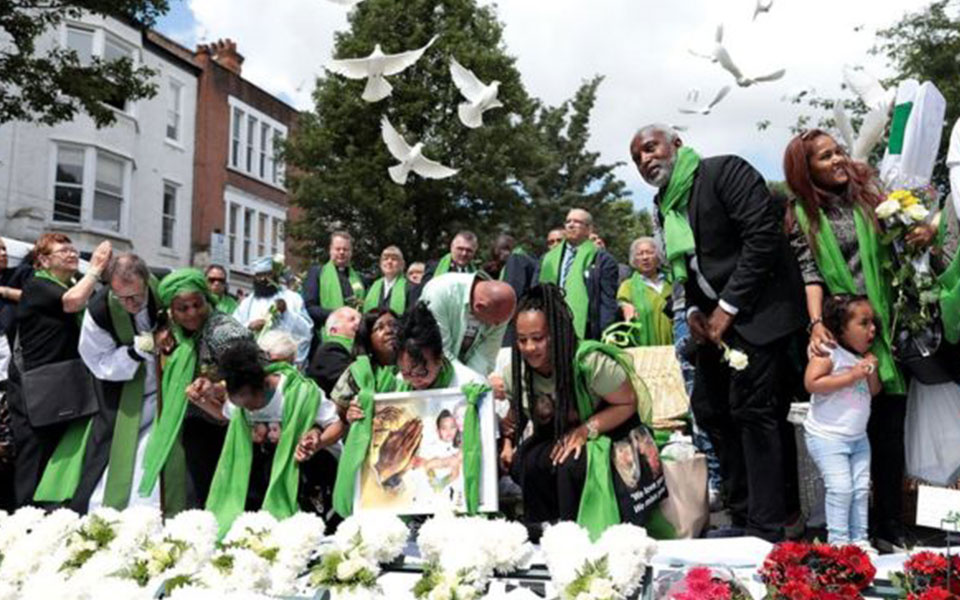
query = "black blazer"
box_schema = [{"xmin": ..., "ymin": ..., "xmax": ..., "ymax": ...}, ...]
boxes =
[
  {"xmin": 501, "ymin": 252, "xmax": 540, "ymax": 347},
  {"xmin": 540, "ymin": 243, "xmax": 619, "ymax": 341},
  {"xmin": 658, "ymin": 154, "xmax": 806, "ymax": 346}
]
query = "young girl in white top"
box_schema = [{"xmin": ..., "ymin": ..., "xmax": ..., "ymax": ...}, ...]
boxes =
[{"xmin": 804, "ymin": 294, "xmax": 881, "ymax": 549}]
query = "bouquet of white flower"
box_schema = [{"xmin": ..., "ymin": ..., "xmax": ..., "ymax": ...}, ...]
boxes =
[
  {"xmin": 417, "ymin": 513, "xmax": 534, "ymax": 579},
  {"xmin": 0, "ymin": 508, "xmax": 81, "ymax": 591}
]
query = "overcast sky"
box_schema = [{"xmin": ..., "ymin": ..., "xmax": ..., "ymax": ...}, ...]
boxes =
[{"xmin": 156, "ymin": 0, "xmax": 934, "ymax": 209}]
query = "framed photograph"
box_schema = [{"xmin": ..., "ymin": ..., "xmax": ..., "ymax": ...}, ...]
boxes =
[{"xmin": 353, "ymin": 387, "xmax": 499, "ymax": 515}]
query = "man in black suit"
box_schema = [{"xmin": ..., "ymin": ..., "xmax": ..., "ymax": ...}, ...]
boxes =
[
  {"xmin": 485, "ymin": 233, "xmax": 539, "ymax": 351},
  {"xmin": 306, "ymin": 306, "xmax": 361, "ymax": 396},
  {"xmin": 630, "ymin": 124, "xmax": 806, "ymax": 541},
  {"xmin": 538, "ymin": 208, "xmax": 619, "ymax": 341}
]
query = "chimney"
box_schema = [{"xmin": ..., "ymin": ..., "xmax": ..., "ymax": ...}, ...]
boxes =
[{"xmin": 196, "ymin": 38, "xmax": 244, "ymax": 75}]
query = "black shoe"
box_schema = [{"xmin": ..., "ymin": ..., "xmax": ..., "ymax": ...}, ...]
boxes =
[
  {"xmin": 873, "ymin": 535, "xmax": 909, "ymax": 554},
  {"xmin": 704, "ymin": 526, "xmax": 746, "ymax": 539}
]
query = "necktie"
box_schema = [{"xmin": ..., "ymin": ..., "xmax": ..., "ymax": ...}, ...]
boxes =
[{"xmin": 560, "ymin": 245, "xmax": 576, "ymax": 287}]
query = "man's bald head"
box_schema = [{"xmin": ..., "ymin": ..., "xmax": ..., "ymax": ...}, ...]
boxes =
[
  {"xmin": 326, "ymin": 306, "xmax": 362, "ymax": 339},
  {"xmin": 565, "ymin": 208, "xmax": 593, "ymax": 246},
  {"xmin": 471, "ymin": 280, "xmax": 517, "ymax": 326}
]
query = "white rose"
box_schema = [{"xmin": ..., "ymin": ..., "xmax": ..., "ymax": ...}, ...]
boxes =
[
  {"xmin": 875, "ymin": 199, "xmax": 901, "ymax": 220},
  {"xmin": 903, "ymin": 203, "xmax": 930, "ymax": 223},
  {"xmin": 336, "ymin": 556, "xmax": 367, "ymax": 581},
  {"xmin": 726, "ymin": 348, "xmax": 749, "ymax": 371},
  {"xmin": 273, "ymin": 254, "xmax": 285, "ymax": 266},
  {"xmin": 134, "ymin": 332, "xmax": 155, "ymax": 354},
  {"xmin": 429, "ymin": 583, "xmax": 453, "ymax": 600},
  {"xmin": 455, "ymin": 584, "xmax": 479, "ymax": 600},
  {"xmin": 588, "ymin": 577, "xmax": 616, "ymax": 599}
]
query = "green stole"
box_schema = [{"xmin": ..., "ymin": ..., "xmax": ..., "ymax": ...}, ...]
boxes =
[
  {"xmin": 658, "ymin": 147, "xmax": 701, "ymax": 282},
  {"xmin": 215, "ymin": 294, "xmax": 238, "ymax": 315},
  {"xmin": 363, "ymin": 277, "xmax": 407, "ymax": 315},
  {"xmin": 396, "ymin": 361, "xmax": 486, "ymax": 514},
  {"xmin": 539, "ymin": 241, "xmax": 599, "ymax": 339},
  {"xmin": 434, "ymin": 254, "xmax": 476, "ymax": 277},
  {"xmin": 318, "ymin": 262, "xmax": 364, "ymax": 326},
  {"xmin": 628, "ymin": 273, "xmax": 674, "ymax": 346},
  {"xmin": 936, "ymin": 215, "xmax": 960, "ymax": 344},
  {"xmin": 206, "ymin": 362, "xmax": 321, "ymax": 537},
  {"xmin": 331, "ymin": 357, "xmax": 399, "ymax": 517},
  {"xmin": 794, "ymin": 204, "xmax": 905, "ymax": 394},
  {"xmin": 137, "ymin": 326, "xmax": 194, "ymax": 515},
  {"xmin": 572, "ymin": 341, "xmax": 652, "ymax": 540}
]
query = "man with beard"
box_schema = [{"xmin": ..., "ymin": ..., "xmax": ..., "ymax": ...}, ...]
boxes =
[
  {"xmin": 233, "ymin": 255, "xmax": 314, "ymax": 366},
  {"xmin": 538, "ymin": 208, "xmax": 619, "ymax": 341},
  {"xmin": 629, "ymin": 123, "xmax": 805, "ymax": 541},
  {"xmin": 301, "ymin": 232, "xmax": 365, "ymax": 337}
]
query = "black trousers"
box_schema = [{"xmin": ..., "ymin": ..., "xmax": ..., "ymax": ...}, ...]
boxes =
[
  {"xmin": 867, "ymin": 392, "xmax": 906, "ymax": 538},
  {"xmin": 690, "ymin": 332, "xmax": 800, "ymax": 541},
  {"xmin": 511, "ymin": 433, "xmax": 588, "ymax": 523},
  {"xmin": 6, "ymin": 378, "xmax": 70, "ymax": 507},
  {"xmin": 182, "ymin": 414, "xmax": 227, "ymax": 508}
]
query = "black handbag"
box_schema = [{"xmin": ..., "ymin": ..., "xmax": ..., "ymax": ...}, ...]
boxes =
[{"xmin": 21, "ymin": 358, "xmax": 98, "ymax": 428}]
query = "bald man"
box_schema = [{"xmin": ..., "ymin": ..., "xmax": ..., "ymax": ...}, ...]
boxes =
[
  {"xmin": 306, "ymin": 306, "xmax": 361, "ymax": 395},
  {"xmin": 420, "ymin": 273, "xmax": 516, "ymax": 376}
]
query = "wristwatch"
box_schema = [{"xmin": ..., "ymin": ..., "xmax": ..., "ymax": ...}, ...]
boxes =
[{"xmin": 585, "ymin": 418, "xmax": 600, "ymax": 440}]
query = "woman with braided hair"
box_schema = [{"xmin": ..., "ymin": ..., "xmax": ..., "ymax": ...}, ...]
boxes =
[{"xmin": 498, "ymin": 284, "xmax": 666, "ymax": 538}]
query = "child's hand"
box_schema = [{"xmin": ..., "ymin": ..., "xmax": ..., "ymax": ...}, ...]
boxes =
[
  {"xmin": 852, "ymin": 357, "xmax": 877, "ymax": 379},
  {"xmin": 267, "ymin": 423, "xmax": 282, "ymax": 444},
  {"xmin": 295, "ymin": 428, "xmax": 321, "ymax": 462}
]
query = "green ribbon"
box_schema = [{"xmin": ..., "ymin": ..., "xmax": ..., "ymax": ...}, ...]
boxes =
[
  {"xmin": 433, "ymin": 254, "xmax": 477, "ymax": 277},
  {"xmin": 326, "ymin": 334, "xmax": 355, "ymax": 354},
  {"xmin": 658, "ymin": 147, "xmax": 701, "ymax": 283},
  {"xmin": 887, "ymin": 102, "xmax": 914, "ymax": 155},
  {"xmin": 206, "ymin": 362, "xmax": 321, "ymax": 537},
  {"xmin": 363, "ymin": 277, "xmax": 407, "ymax": 315},
  {"xmin": 319, "ymin": 262, "xmax": 363, "ymax": 326},
  {"xmin": 215, "ymin": 294, "xmax": 238, "ymax": 315},
  {"xmin": 572, "ymin": 341, "xmax": 654, "ymax": 539},
  {"xmin": 32, "ymin": 269, "xmax": 91, "ymax": 503},
  {"xmin": 332, "ymin": 357, "xmax": 398, "ymax": 517},
  {"xmin": 459, "ymin": 382, "xmax": 489, "ymax": 515},
  {"xmin": 795, "ymin": 204, "xmax": 905, "ymax": 394},
  {"xmin": 627, "ymin": 274, "xmax": 674, "ymax": 346},
  {"xmin": 539, "ymin": 241, "xmax": 599, "ymax": 339}
]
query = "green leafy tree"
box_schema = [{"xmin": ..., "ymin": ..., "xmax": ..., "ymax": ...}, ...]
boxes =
[
  {"xmin": 0, "ymin": 1, "xmax": 167, "ymax": 127},
  {"xmin": 284, "ymin": 0, "xmax": 545, "ymax": 268},
  {"xmin": 520, "ymin": 76, "xmax": 648, "ymax": 261}
]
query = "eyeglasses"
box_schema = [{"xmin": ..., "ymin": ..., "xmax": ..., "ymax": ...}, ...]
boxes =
[
  {"xmin": 50, "ymin": 247, "xmax": 79, "ymax": 256},
  {"xmin": 207, "ymin": 277, "xmax": 226, "ymax": 284},
  {"xmin": 115, "ymin": 291, "xmax": 146, "ymax": 303},
  {"xmin": 400, "ymin": 363, "xmax": 431, "ymax": 380}
]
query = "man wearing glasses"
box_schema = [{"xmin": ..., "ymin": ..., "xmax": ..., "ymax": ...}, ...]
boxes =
[{"xmin": 205, "ymin": 264, "xmax": 237, "ymax": 315}]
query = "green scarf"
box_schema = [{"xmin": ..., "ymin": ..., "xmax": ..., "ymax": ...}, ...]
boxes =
[
  {"xmin": 206, "ymin": 362, "xmax": 321, "ymax": 537},
  {"xmin": 459, "ymin": 382, "xmax": 489, "ymax": 514},
  {"xmin": 326, "ymin": 334, "xmax": 354, "ymax": 354},
  {"xmin": 572, "ymin": 341, "xmax": 652, "ymax": 540},
  {"xmin": 658, "ymin": 147, "xmax": 701, "ymax": 283},
  {"xmin": 363, "ymin": 277, "xmax": 407, "ymax": 315},
  {"xmin": 32, "ymin": 270, "xmax": 90, "ymax": 503},
  {"xmin": 215, "ymin": 294, "xmax": 238, "ymax": 315},
  {"xmin": 434, "ymin": 253, "xmax": 476, "ymax": 277},
  {"xmin": 795, "ymin": 204, "xmax": 905, "ymax": 394},
  {"xmin": 319, "ymin": 262, "xmax": 363, "ymax": 316},
  {"xmin": 540, "ymin": 241, "xmax": 599, "ymax": 339},
  {"xmin": 332, "ymin": 357, "xmax": 398, "ymax": 518},
  {"xmin": 397, "ymin": 359, "xmax": 455, "ymax": 392},
  {"xmin": 628, "ymin": 274, "xmax": 674, "ymax": 346}
]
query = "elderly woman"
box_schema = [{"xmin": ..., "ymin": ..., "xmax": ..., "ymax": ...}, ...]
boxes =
[
  {"xmin": 364, "ymin": 246, "xmax": 409, "ymax": 315},
  {"xmin": 498, "ymin": 284, "xmax": 665, "ymax": 537},
  {"xmin": 616, "ymin": 237, "xmax": 673, "ymax": 346},
  {"xmin": 783, "ymin": 130, "xmax": 936, "ymax": 551},
  {"xmin": 9, "ymin": 234, "xmax": 111, "ymax": 505},
  {"xmin": 137, "ymin": 268, "xmax": 251, "ymax": 513}
]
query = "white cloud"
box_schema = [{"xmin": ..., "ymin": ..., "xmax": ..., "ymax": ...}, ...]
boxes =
[{"xmin": 186, "ymin": 0, "xmax": 933, "ymax": 208}]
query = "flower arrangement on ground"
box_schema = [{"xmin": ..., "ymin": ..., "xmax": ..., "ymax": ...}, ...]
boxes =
[
  {"xmin": 654, "ymin": 566, "xmax": 753, "ymax": 600},
  {"xmin": 309, "ymin": 513, "xmax": 409, "ymax": 599},
  {"xmin": 892, "ymin": 550, "xmax": 960, "ymax": 599},
  {"xmin": 759, "ymin": 541, "xmax": 875, "ymax": 599},
  {"xmin": 541, "ymin": 522, "xmax": 657, "ymax": 600},
  {"xmin": 413, "ymin": 512, "xmax": 535, "ymax": 599}
]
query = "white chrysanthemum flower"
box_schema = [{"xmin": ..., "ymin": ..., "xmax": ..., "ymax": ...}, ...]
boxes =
[
  {"xmin": 272, "ymin": 512, "xmax": 324, "ymax": 573},
  {"xmin": 334, "ymin": 513, "xmax": 408, "ymax": 564},
  {"xmin": 875, "ymin": 198, "xmax": 901, "ymax": 220},
  {"xmin": 541, "ymin": 522, "xmax": 593, "ymax": 587}
]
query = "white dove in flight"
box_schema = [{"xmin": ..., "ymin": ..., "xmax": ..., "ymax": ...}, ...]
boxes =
[
  {"xmin": 326, "ymin": 36, "xmax": 438, "ymax": 103},
  {"xmin": 842, "ymin": 65, "xmax": 896, "ymax": 111},
  {"xmin": 753, "ymin": 0, "xmax": 773, "ymax": 20},
  {"xmin": 679, "ymin": 85, "xmax": 731, "ymax": 115},
  {"xmin": 833, "ymin": 101, "xmax": 890, "ymax": 162},
  {"xmin": 690, "ymin": 24, "xmax": 786, "ymax": 87},
  {"xmin": 381, "ymin": 116, "xmax": 458, "ymax": 185},
  {"xmin": 449, "ymin": 58, "xmax": 503, "ymax": 128}
]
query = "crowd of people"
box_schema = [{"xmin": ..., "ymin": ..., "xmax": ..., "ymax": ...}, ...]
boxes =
[{"xmin": 0, "ymin": 123, "xmax": 956, "ymax": 555}]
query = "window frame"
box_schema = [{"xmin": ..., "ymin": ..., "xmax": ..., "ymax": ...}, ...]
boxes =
[
  {"xmin": 223, "ymin": 188, "xmax": 287, "ymax": 274},
  {"xmin": 50, "ymin": 142, "xmax": 132, "ymax": 237},
  {"xmin": 161, "ymin": 181, "xmax": 178, "ymax": 249},
  {"xmin": 226, "ymin": 96, "xmax": 288, "ymax": 190},
  {"xmin": 166, "ymin": 79, "xmax": 183, "ymax": 143},
  {"xmin": 63, "ymin": 23, "xmax": 140, "ymax": 118}
]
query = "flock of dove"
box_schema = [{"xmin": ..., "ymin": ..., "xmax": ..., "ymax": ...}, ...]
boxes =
[{"xmin": 324, "ymin": 0, "xmax": 897, "ymax": 183}]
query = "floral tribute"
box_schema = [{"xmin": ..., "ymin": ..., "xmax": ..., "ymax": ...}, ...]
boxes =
[
  {"xmin": 892, "ymin": 551, "xmax": 960, "ymax": 600},
  {"xmin": 655, "ymin": 566, "xmax": 753, "ymax": 600},
  {"xmin": 758, "ymin": 541, "xmax": 876, "ymax": 599}
]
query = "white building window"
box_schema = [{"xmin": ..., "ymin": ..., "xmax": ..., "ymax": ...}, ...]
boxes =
[
  {"xmin": 53, "ymin": 144, "xmax": 130, "ymax": 233},
  {"xmin": 162, "ymin": 182, "xmax": 177, "ymax": 249},
  {"xmin": 66, "ymin": 26, "xmax": 94, "ymax": 65},
  {"xmin": 227, "ymin": 96, "xmax": 287, "ymax": 189},
  {"xmin": 53, "ymin": 146, "xmax": 85, "ymax": 224},
  {"xmin": 272, "ymin": 128, "xmax": 285, "ymax": 186},
  {"xmin": 243, "ymin": 208, "xmax": 253, "ymax": 267},
  {"xmin": 257, "ymin": 213, "xmax": 268, "ymax": 259},
  {"xmin": 228, "ymin": 204, "xmax": 238, "ymax": 264},
  {"xmin": 231, "ymin": 107, "xmax": 243, "ymax": 168},
  {"xmin": 166, "ymin": 80, "xmax": 182, "ymax": 142},
  {"xmin": 93, "ymin": 152, "xmax": 124, "ymax": 232},
  {"xmin": 271, "ymin": 217, "xmax": 283, "ymax": 256}
]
